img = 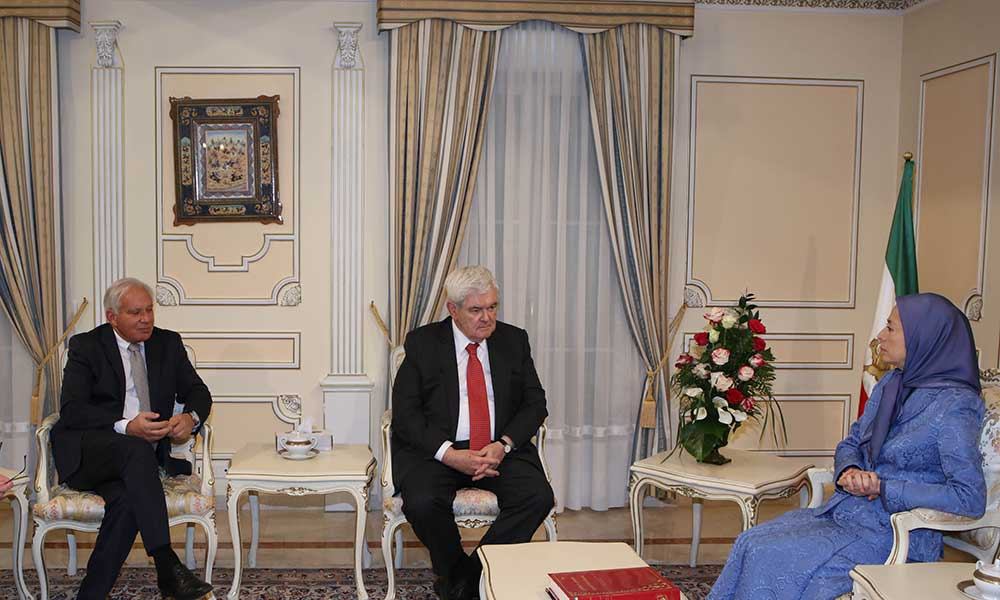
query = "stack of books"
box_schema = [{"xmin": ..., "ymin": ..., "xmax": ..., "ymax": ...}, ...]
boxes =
[{"xmin": 546, "ymin": 566, "xmax": 681, "ymax": 600}]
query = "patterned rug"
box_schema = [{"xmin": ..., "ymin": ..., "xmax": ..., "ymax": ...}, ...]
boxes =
[{"xmin": 0, "ymin": 565, "xmax": 723, "ymax": 599}]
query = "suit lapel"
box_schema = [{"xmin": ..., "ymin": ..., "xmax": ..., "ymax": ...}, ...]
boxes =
[
  {"xmin": 100, "ymin": 324, "xmax": 126, "ymax": 403},
  {"xmin": 439, "ymin": 319, "xmax": 461, "ymax": 434},
  {"xmin": 144, "ymin": 329, "xmax": 165, "ymax": 414},
  {"xmin": 486, "ymin": 325, "xmax": 511, "ymax": 430}
]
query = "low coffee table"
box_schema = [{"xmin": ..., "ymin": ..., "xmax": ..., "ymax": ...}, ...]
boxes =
[
  {"xmin": 630, "ymin": 448, "xmax": 815, "ymax": 566},
  {"xmin": 225, "ymin": 442, "xmax": 375, "ymax": 599},
  {"xmin": 477, "ymin": 541, "xmax": 689, "ymax": 600},
  {"xmin": 2, "ymin": 467, "xmax": 29, "ymax": 600},
  {"xmin": 850, "ymin": 562, "xmax": 974, "ymax": 599}
]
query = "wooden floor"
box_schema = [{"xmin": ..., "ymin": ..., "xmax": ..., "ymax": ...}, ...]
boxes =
[{"xmin": 0, "ymin": 493, "xmax": 974, "ymax": 573}]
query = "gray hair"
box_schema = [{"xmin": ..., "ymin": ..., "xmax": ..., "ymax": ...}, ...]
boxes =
[
  {"xmin": 104, "ymin": 277, "xmax": 154, "ymax": 314},
  {"xmin": 445, "ymin": 265, "xmax": 499, "ymax": 307}
]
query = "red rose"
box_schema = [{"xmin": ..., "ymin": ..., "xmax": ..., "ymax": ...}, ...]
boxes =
[
  {"xmin": 675, "ymin": 353, "xmax": 694, "ymax": 368},
  {"xmin": 741, "ymin": 397, "xmax": 756, "ymax": 412},
  {"xmin": 693, "ymin": 332, "xmax": 709, "ymax": 346},
  {"xmin": 752, "ymin": 336, "xmax": 766, "ymax": 351},
  {"xmin": 748, "ymin": 319, "xmax": 766, "ymax": 334},
  {"xmin": 725, "ymin": 388, "xmax": 744, "ymax": 405}
]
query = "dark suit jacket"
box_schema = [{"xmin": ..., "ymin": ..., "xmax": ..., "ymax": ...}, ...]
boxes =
[
  {"xmin": 391, "ymin": 317, "xmax": 547, "ymax": 489},
  {"xmin": 51, "ymin": 324, "xmax": 212, "ymax": 483}
]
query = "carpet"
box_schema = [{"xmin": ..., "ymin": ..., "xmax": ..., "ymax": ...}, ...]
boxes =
[{"xmin": 0, "ymin": 565, "xmax": 723, "ymax": 599}]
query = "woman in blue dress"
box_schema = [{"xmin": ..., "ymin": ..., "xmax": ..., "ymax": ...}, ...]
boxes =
[{"xmin": 709, "ymin": 293, "xmax": 986, "ymax": 600}]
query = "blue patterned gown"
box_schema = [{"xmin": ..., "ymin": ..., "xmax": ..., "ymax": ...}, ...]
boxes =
[{"xmin": 709, "ymin": 372, "xmax": 986, "ymax": 600}]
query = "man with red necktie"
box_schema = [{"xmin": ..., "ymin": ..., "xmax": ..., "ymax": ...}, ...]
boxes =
[{"xmin": 392, "ymin": 266, "xmax": 554, "ymax": 600}]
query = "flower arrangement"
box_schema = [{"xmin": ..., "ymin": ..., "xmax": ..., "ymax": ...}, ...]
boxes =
[{"xmin": 671, "ymin": 294, "xmax": 784, "ymax": 464}]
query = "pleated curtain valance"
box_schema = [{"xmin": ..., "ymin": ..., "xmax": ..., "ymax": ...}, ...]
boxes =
[
  {"xmin": 376, "ymin": 0, "xmax": 695, "ymax": 36},
  {"xmin": 0, "ymin": 0, "xmax": 80, "ymax": 31}
]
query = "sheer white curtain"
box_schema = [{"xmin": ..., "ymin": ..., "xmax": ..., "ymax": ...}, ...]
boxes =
[
  {"xmin": 458, "ymin": 21, "xmax": 644, "ymax": 511},
  {"xmin": 0, "ymin": 316, "xmax": 32, "ymax": 472}
]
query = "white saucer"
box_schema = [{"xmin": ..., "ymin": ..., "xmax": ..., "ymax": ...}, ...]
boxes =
[
  {"xmin": 958, "ymin": 580, "xmax": 1000, "ymax": 600},
  {"xmin": 278, "ymin": 449, "xmax": 319, "ymax": 461}
]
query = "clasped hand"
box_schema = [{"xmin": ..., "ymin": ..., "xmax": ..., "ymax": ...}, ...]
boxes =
[
  {"xmin": 443, "ymin": 442, "xmax": 506, "ymax": 481},
  {"xmin": 125, "ymin": 412, "xmax": 195, "ymax": 443},
  {"xmin": 837, "ymin": 467, "xmax": 881, "ymax": 500}
]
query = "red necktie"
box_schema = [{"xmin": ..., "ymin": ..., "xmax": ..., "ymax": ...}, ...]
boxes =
[{"xmin": 466, "ymin": 343, "xmax": 490, "ymax": 451}]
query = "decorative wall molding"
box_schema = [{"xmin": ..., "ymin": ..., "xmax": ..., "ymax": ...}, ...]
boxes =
[
  {"xmin": 154, "ymin": 67, "xmax": 301, "ymax": 305},
  {"xmin": 329, "ymin": 23, "xmax": 366, "ymax": 376},
  {"xmin": 686, "ymin": 76, "xmax": 863, "ymax": 308},
  {"xmin": 155, "ymin": 284, "xmax": 177, "ymax": 306},
  {"xmin": 683, "ymin": 332, "xmax": 854, "ymax": 369},
  {"xmin": 916, "ymin": 55, "xmax": 995, "ymax": 322},
  {"xmin": 278, "ymin": 283, "xmax": 302, "ymax": 307},
  {"xmin": 203, "ymin": 394, "xmax": 302, "ymax": 459},
  {"xmin": 695, "ymin": 0, "xmax": 924, "ymax": 9},
  {"xmin": 90, "ymin": 20, "xmax": 125, "ymax": 324},
  {"xmin": 741, "ymin": 394, "xmax": 851, "ymax": 457},
  {"xmin": 179, "ymin": 331, "xmax": 301, "ymax": 369}
]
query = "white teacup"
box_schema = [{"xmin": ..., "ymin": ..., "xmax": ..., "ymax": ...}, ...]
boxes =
[
  {"xmin": 974, "ymin": 559, "xmax": 1000, "ymax": 599},
  {"xmin": 279, "ymin": 432, "xmax": 318, "ymax": 457}
]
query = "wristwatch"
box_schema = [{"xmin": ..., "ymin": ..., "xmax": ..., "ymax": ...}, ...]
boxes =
[{"xmin": 500, "ymin": 438, "xmax": 513, "ymax": 454}]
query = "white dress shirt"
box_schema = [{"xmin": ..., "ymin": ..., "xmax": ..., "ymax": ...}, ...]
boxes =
[
  {"xmin": 434, "ymin": 321, "xmax": 497, "ymax": 461},
  {"xmin": 112, "ymin": 330, "xmax": 145, "ymax": 435}
]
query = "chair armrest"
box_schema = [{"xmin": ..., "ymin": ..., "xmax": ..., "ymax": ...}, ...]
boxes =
[
  {"xmin": 34, "ymin": 413, "xmax": 60, "ymax": 504},
  {"xmin": 807, "ymin": 467, "xmax": 833, "ymax": 509},
  {"xmin": 381, "ymin": 409, "xmax": 395, "ymax": 498},
  {"xmin": 536, "ymin": 421, "xmax": 551, "ymax": 483},
  {"xmin": 886, "ymin": 508, "xmax": 1000, "ymax": 565},
  {"xmin": 197, "ymin": 423, "xmax": 214, "ymax": 497}
]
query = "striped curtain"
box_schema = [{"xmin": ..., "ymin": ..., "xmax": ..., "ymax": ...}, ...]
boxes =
[
  {"xmin": 0, "ymin": 17, "xmax": 61, "ymax": 424},
  {"xmin": 387, "ymin": 19, "xmax": 501, "ymax": 352},
  {"xmin": 584, "ymin": 24, "xmax": 675, "ymax": 461}
]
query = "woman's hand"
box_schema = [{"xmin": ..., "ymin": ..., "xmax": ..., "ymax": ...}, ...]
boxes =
[{"xmin": 838, "ymin": 468, "xmax": 881, "ymax": 499}]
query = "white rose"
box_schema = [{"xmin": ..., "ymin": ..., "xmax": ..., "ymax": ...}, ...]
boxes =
[
  {"xmin": 692, "ymin": 363, "xmax": 711, "ymax": 379},
  {"xmin": 704, "ymin": 307, "xmax": 725, "ymax": 323},
  {"xmin": 711, "ymin": 348, "xmax": 731, "ymax": 366},
  {"xmin": 711, "ymin": 372, "xmax": 734, "ymax": 392},
  {"xmin": 721, "ymin": 310, "xmax": 739, "ymax": 329},
  {"xmin": 738, "ymin": 366, "xmax": 755, "ymax": 381},
  {"xmin": 684, "ymin": 387, "xmax": 704, "ymax": 398},
  {"xmin": 709, "ymin": 328, "xmax": 720, "ymax": 343}
]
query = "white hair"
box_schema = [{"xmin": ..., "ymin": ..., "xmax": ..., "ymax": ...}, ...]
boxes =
[
  {"xmin": 104, "ymin": 277, "xmax": 154, "ymax": 314},
  {"xmin": 445, "ymin": 266, "xmax": 499, "ymax": 307}
]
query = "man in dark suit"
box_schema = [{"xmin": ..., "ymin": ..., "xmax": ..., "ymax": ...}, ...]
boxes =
[
  {"xmin": 51, "ymin": 278, "xmax": 214, "ymax": 600},
  {"xmin": 392, "ymin": 266, "xmax": 555, "ymax": 600}
]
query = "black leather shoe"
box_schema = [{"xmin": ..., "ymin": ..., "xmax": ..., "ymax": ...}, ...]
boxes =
[{"xmin": 158, "ymin": 560, "xmax": 213, "ymax": 600}]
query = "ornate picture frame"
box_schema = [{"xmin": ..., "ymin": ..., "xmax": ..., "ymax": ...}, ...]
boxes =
[{"xmin": 169, "ymin": 95, "xmax": 282, "ymax": 225}]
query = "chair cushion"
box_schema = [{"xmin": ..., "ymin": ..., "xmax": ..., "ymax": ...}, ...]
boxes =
[
  {"xmin": 956, "ymin": 385, "xmax": 1000, "ymax": 550},
  {"xmin": 33, "ymin": 474, "xmax": 214, "ymax": 522},
  {"xmin": 384, "ymin": 487, "xmax": 500, "ymax": 519}
]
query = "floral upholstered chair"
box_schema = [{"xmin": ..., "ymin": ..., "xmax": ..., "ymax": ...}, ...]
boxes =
[
  {"xmin": 31, "ymin": 413, "xmax": 218, "ymax": 600},
  {"xmin": 807, "ymin": 369, "xmax": 1000, "ymax": 568},
  {"xmin": 380, "ymin": 346, "xmax": 558, "ymax": 600}
]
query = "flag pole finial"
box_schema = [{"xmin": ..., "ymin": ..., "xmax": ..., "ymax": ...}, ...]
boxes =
[{"xmin": 903, "ymin": 151, "xmax": 913, "ymax": 161}]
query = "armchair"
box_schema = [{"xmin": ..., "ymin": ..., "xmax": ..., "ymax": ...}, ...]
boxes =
[
  {"xmin": 379, "ymin": 346, "xmax": 558, "ymax": 600},
  {"xmin": 806, "ymin": 369, "xmax": 1000, "ymax": 566},
  {"xmin": 31, "ymin": 413, "xmax": 218, "ymax": 600}
]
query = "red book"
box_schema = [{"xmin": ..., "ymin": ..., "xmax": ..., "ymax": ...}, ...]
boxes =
[{"xmin": 547, "ymin": 566, "xmax": 681, "ymax": 600}]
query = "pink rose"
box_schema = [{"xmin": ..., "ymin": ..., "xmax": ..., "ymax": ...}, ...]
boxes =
[
  {"xmin": 704, "ymin": 307, "xmax": 726, "ymax": 323},
  {"xmin": 741, "ymin": 397, "xmax": 756, "ymax": 412},
  {"xmin": 711, "ymin": 348, "xmax": 730, "ymax": 366},
  {"xmin": 749, "ymin": 353, "xmax": 766, "ymax": 368},
  {"xmin": 674, "ymin": 353, "xmax": 694, "ymax": 368},
  {"xmin": 692, "ymin": 363, "xmax": 711, "ymax": 379},
  {"xmin": 738, "ymin": 366, "xmax": 754, "ymax": 381},
  {"xmin": 711, "ymin": 372, "xmax": 734, "ymax": 392}
]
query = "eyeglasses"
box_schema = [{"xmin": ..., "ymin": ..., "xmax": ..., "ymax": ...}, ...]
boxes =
[{"xmin": 0, "ymin": 441, "xmax": 28, "ymax": 482}]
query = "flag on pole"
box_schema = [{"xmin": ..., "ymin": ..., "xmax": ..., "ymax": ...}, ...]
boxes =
[{"xmin": 858, "ymin": 156, "xmax": 919, "ymax": 417}]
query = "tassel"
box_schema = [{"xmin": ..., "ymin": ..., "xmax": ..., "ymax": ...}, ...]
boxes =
[{"xmin": 639, "ymin": 374, "xmax": 657, "ymax": 429}]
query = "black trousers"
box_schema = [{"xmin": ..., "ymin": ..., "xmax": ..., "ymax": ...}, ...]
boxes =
[
  {"xmin": 398, "ymin": 451, "xmax": 555, "ymax": 579},
  {"xmin": 64, "ymin": 430, "xmax": 171, "ymax": 599}
]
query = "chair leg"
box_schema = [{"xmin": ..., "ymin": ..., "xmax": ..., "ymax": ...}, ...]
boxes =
[
  {"xmin": 66, "ymin": 531, "xmax": 77, "ymax": 576},
  {"xmin": 690, "ymin": 498, "xmax": 703, "ymax": 568},
  {"xmin": 393, "ymin": 528, "xmax": 404, "ymax": 569},
  {"xmin": 248, "ymin": 491, "xmax": 260, "ymax": 569},
  {"xmin": 185, "ymin": 524, "xmax": 196, "ymax": 569},
  {"xmin": 202, "ymin": 519, "xmax": 218, "ymax": 584},
  {"xmin": 33, "ymin": 525, "xmax": 49, "ymax": 600},
  {"xmin": 543, "ymin": 515, "xmax": 558, "ymax": 542},
  {"xmin": 383, "ymin": 523, "xmax": 399, "ymax": 600}
]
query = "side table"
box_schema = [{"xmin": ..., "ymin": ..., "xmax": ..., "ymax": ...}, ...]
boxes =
[
  {"xmin": 2, "ymin": 467, "xmax": 30, "ymax": 600},
  {"xmin": 224, "ymin": 443, "xmax": 375, "ymax": 600},
  {"xmin": 629, "ymin": 448, "xmax": 814, "ymax": 566},
  {"xmin": 850, "ymin": 562, "xmax": 973, "ymax": 599}
]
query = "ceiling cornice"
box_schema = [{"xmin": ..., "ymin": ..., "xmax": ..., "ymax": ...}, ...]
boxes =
[{"xmin": 696, "ymin": 0, "xmax": 925, "ymax": 10}]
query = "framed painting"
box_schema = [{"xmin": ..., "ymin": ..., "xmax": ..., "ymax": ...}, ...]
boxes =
[{"xmin": 169, "ymin": 95, "xmax": 282, "ymax": 225}]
